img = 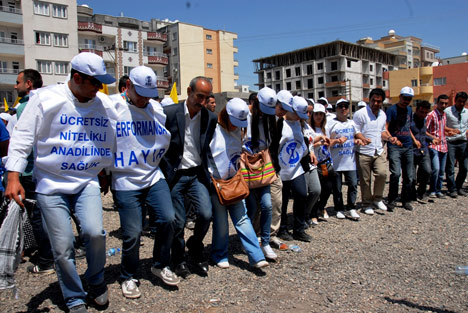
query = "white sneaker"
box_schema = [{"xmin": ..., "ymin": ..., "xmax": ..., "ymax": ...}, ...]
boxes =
[
  {"xmin": 270, "ymin": 237, "xmax": 282, "ymax": 249},
  {"xmin": 336, "ymin": 211, "xmax": 346, "ymax": 219},
  {"xmin": 322, "ymin": 210, "xmax": 329, "ymax": 219},
  {"xmin": 253, "ymin": 260, "xmax": 269, "ymax": 269},
  {"xmin": 151, "ymin": 266, "xmax": 180, "ymax": 286},
  {"xmin": 121, "ymin": 278, "xmax": 141, "ymax": 299},
  {"xmin": 261, "ymin": 244, "xmax": 278, "ymax": 260},
  {"xmin": 217, "ymin": 261, "xmax": 229, "ymax": 269},
  {"xmin": 349, "ymin": 209, "xmax": 361, "ymax": 219},
  {"xmin": 363, "ymin": 207, "xmax": 375, "ymax": 215},
  {"xmin": 373, "ymin": 201, "xmax": 387, "ymax": 211}
]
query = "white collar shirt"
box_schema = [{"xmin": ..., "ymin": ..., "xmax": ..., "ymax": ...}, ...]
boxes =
[
  {"xmin": 179, "ymin": 101, "xmax": 202, "ymax": 169},
  {"xmin": 353, "ymin": 106, "xmax": 386, "ymax": 157}
]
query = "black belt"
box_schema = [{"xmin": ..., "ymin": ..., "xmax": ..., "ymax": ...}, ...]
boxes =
[{"xmin": 178, "ymin": 166, "xmax": 201, "ymax": 176}]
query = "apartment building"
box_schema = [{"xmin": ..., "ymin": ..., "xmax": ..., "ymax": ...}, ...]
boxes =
[
  {"xmin": 356, "ymin": 30, "xmax": 440, "ymax": 69},
  {"xmin": 161, "ymin": 22, "xmax": 238, "ymax": 99},
  {"xmin": 386, "ymin": 62, "xmax": 468, "ymax": 105},
  {"xmin": 0, "ymin": 0, "xmax": 77, "ymax": 101},
  {"xmin": 253, "ymin": 40, "xmax": 398, "ymax": 106}
]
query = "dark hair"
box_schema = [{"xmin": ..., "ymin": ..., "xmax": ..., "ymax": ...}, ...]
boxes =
[
  {"xmin": 20, "ymin": 69, "xmax": 43, "ymax": 89},
  {"xmin": 218, "ymin": 107, "xmax": 231, "ymax": 131},
  {"xmin": 437, "ymin": 94, "xmax": 449, "ymax": 103},
  {"xmin": 311, "ymin": 111, "xmax": 326, "ymax": 134},
  {"xmin": 250, "ymin": 97, "xmax": 273, "ymax": 149},
  {"xmin": 118, "ymin": 75, "xmax": 129, "ymax": 93},
  {"xmin": 455, "ymin": 91, "xmax": 468, "ymax": 101},
  {"xmin": 248, "ymin": 92, "xmax": 257, "ymax": 104},
  {"xmin": 417, "ymin": 100, "xmax": 431, "ymax": 110},
  {"xmin": 317, "ymin": 99, "xmax": 327, "ymax": 106},
  {"xmin": 207, "ymin": 94, "xmax": 215, "ymax": 102},
  {"xmin": 369, "ymin": 88, "xmax": 386, "ymax": 101},
  {"xmin": 189, "ymin": 76, "xmax": 212, "ymax": 92}
]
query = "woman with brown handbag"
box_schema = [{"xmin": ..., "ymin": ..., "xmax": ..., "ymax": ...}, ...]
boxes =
[{"xmin": 208, "ymin": 98, "xmax": 268, "ymax": 270}]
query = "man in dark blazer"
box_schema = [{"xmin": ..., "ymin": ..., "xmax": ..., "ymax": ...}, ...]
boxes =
[{"xmin": 160, "ymin": 76, "xmax": 217, "ymax": 277}]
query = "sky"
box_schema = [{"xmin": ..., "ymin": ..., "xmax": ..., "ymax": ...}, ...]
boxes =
[{"xmin": 78, "ymin": 0, "xmax": 468, "ymax": 91}]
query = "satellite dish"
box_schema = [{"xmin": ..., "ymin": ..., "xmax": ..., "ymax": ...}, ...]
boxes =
[{"xmin": 388, "ymin": 29, "xmax": 396, "ymax": 36}]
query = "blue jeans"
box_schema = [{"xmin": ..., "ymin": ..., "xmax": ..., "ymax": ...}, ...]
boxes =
[
  {"xmin": 245, "ymin": 185, "xmax": 272, "ymax": 246},
  {"xmin": 333, "ymin": 170, "xmax": 358, "ymax": 211},
  {"xmin": 36, "ymin": 184, "xmax": 106, "ymax": 309},
  {"xmin": 429, "ymin": 148, "xmax": 447, "ymax": 193},
  {"xmin": 113, "ymin": 179, "xmax": 175, "ymax": 280},
  {"xmin": 412, "ymin": 152, "xmax": 431, "ymax": 198},
  {"xmin": 446, "ymin": 141, "xmax": 468, "ymax": 192},
  {"xmin": 210, "ymin": 194, "xmax": 265, "ymax": 265},
  {"xmin": 170, "ymin": 174, "xmax": 212, "ymax": 264},
  {"xmin": 387, "ymin": 144, "xmax": 414, "ymax": 203}
]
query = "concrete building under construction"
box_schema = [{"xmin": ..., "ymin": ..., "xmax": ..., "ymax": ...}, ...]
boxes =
[{"xmin": 253, "ymin": 40, "xmax": 398, "ymax": 106}]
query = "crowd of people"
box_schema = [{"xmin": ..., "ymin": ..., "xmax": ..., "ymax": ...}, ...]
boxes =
[{"xmin": 1, "ymin": 52, "xmax": 467, "ymax": 313}]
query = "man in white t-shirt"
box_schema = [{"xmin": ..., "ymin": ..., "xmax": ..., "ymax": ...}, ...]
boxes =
[
  {"xmin": 110, "ymin": 66, "xmax": 178, "ymax": 298},
  {"xmin": 327, "ymin": 99, "xmax": 370, "ymax": 220},
  {"xmin": 5, "ymin": 52, "xmax": 116, "ymax": 313}
]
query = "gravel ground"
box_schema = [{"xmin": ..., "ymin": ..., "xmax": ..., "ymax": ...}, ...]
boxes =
[{"xmin": 1, "ymin": 179, "xmax": 468, "ymax": 313}]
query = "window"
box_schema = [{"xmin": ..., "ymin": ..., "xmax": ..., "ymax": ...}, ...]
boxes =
[
  {"xmin": 383, "ymin": 81, "xmax": 386, "ymax": 87},
  {"xmin": 33, "ymin": 1, "xmax": 49, "ymax": 16},
  {"xmin": 206, "ymin": 34, "xmax": 212, "ymax": 40},
  {"xmin": 275, "ymin": 84, "xmax": 280, "ymax": 91},
  {"xmin": 306, "ymin": 64, "xmax": 313, "ymax": 75},
  {"xmin": 370, "ymin": 64, "xmax": 374, "ymax": 72},
  {"xmin": 308, "ymin": 92, "xmax": 314, "ymax": 98},
  {"xmin": 124, "ymin": 41, "xmax": 137, "ymax": 53},
  {"xmin": 286, "ymin": 82, "xmax": 291, "ymax": 90},
  {"xmin": 0, "ymin": 91, "xmax": 13, "ymax": 103},
  {"xmin": 55, "ymin": 61, "xmax": 68, "ymax": 75},
  {"xmin": 370, "ymin": 78, "xmax": 374, "ymax": 85},
  {"xmin": 307, "ymin": 78, "xmax": 313, "ymax": 89},
  {"xmin": 124, "ymin": 66, "xmax": 134, "ymax": 76},
  {"xmin": 0, "ymin": 61, "xmax": 7, "ymax": 73},
  {"xmin": 35, "ymin": 31, "xmax": 51, "ymax": 45},
  {"xmin": 318, "ymin": 91, "xmax": 325, "ymax": 98},
  {"xmin": 54, "ymin": 33, "xmax": 68, "ymax": 47},
  {"xmin": 295, "ymin": 80, "xmax": 301, "ymax": 89},
  {"xmin": 206, "ymin": 48, "xmax": 212, "ymax": 55},
  {"xmin": 275, "ymin": 71, "xmax": 280, "ymax": 80},
  {"xmin": 411, "ymin": 79, "xmax": 417, "ymax": 87},
  {"xmin": 318, "ymin": 77, "xmax": 324, "ymax": 84},
  {"xmin": 85, "ymin": 39, "xmax": 96, "ymax": 49},
  {"xmin": 172, "ymin": 32, "xmax": 177, "ymax": 41},
  {"xmin": 347, "ymin": 60, "xmax": 352, "ymax": 68},
  {"xmin": 12, "ymin": 61, "xmax": 19, "ymax": 74},
  {"xmin": 317, "ymin": 62, "xmax": 323, "ymax": 70},
  {"xmin": 285, "ymin": 68, "xmax": 291, "ymax": 78},
  {"xmin": 207, "ymin": 63, "xmax": 213, "ymax": 69},
  {"xmin": 146, "ymin": 46, "xmax": 158, "ymax": 56},
  {"xmin": 37, "ymin": 60, "xmax": 52, "ymax": 74},
  {"xmin": 0, "ymin": 32, "xmax": 4, "ymax": 42},
  {"xmin": 434, "ymin": 77, "xmax": 446, "ymax": 86},
  {"xmin": 10, "ymin": 32, "xmax": 17, "ymax": 44},
  {"xmin": 331, "ymin": 75, "xmax": 338, "ymax": 82},
  {"xmin": 331, "ymin": 61, "xmax": 338, "ymax": 71},
  {"xmin": 332, "ymin": 90, "xmax": 339, "ymax": 97},
  {"xmin": 295, "ymin": 67, "xmax": 300, "ymax": 76},
  {"xmin": 172, "ymin": 47, "xmax": 178, "ymax": 56},
  {"xmin": 52, "ymin": 4, "xmax": 67, "ymax": 18},
  {"xmin": 266, "ymin": 72, "xmax": 271, "ymax": 79}
]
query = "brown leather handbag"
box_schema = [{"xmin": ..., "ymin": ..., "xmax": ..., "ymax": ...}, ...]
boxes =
[
  {"xmin": 239, "ymin": 149, "xmax": 277, "ymax": 189},
  {"xmin": 211, "ymin": 168, "xmax": 250, "ymax": 206}
]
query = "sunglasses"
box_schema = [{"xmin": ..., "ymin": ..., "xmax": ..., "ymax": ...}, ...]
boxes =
[{"xmin": 402, "ymin": 96, "xmax": 413, "ymax": 102}]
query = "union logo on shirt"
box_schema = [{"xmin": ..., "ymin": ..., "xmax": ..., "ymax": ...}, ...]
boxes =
[{"xmin": 279, "ymin": 139, "xmax": 305, "ymax": 167}]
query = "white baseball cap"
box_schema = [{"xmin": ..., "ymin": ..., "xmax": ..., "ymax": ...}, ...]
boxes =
[
  {"xmin": 318, "ymin": 97, "xmax": 329, "ymax": 106},
  {"xmin": 277, "ymin": 90, "xmax": 293, "ymax": 112},
  {"xmin": 400, "ymin": 86, "xmax": 414, "ymax": 97},
  {"xmin": 327, "ymin": 103, "xmax": 333, "ymax": 110},
  {"xmin": 292, "ymin": 96, "xmax": 309, "ymax": 120},
  {"xmin": 129, "ymin": 66, "xmax": 158, "ymax": 98},
  {"xmin": 357, "ymin": 101, "xmax": 367, "ymax": 108},
  {"xmin": 71, "ymin": 52, "xmax": 115, "ymax": 84},
  {"xmin": 313, "ymin": 103, "xmax": 326, "ymax": 113},
  {"xmin": 307, "ymin": 98, "xmax": 315, "ymax": 106},
  {"xmin": 257, "ymin": 87, "xmax": 277, "ymax": 115},
  {"xmin": 336, "ymin": 99, "xmax": 350, "ymax": 106},
  {"xmin": 226, "ymin": 98, "xmax": 249, "ymax": 128},
  {"xmin": 161, "ymin": 97, "xmax": 175, "ymax": 106}
]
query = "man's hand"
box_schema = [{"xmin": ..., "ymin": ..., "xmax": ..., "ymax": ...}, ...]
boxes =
[
  {"xmin": 432, "ymin": 138, "xmax": 441, "ymax": 145},
  {"xmin": 5, "ymin": 172, "xmax": 25, "ymax": 207},
  {"xmin": 414, "ymin": 140, "xmax": 422, "ymax": 149}
]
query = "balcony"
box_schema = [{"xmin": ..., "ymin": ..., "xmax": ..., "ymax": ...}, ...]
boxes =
[
  {"xmin": 157, "ymin": 77, "xmax": 169, "ymax": 89},
  {"xmin": 328, "ymin": 96, "xmax": 346, "ymax": 102},
  {"xmin": 0, "ymin": 37, "xmax": 24, "ymax": 56},
  {"xmin": 0, "ymin": 5, "xmax": 22, "ymax": 26},
  {"xmin": 146, "ymin": 32, "xmax": 167, "ymax": 42},
  {"xmin": 78, "ymin": 22, "xmax": 102, "ymax": 33},
  {"xmin": 325, "ymin": 81, "xmax": 346, "ymax": 88},
  {"xmin": 420, "ymin": 85, "xmax": 433, "ymax": 94},
  {"xmin": 363, "ymin": 83, "xmax": 370, "ymax": 89},
  {"xmin": 144, "ymin": 52, "xmax": 168, "ymax": 65},
  {"xmin": 420, "ymin": 67, "xmax": 432, "ymax": 76},
  {"xmin": 0, "ymin": 68, "xmax": 22, "ymax": 85},
  {"xmin": 79, "ymin": 44, "xmax": 103, "ymax": 57}
]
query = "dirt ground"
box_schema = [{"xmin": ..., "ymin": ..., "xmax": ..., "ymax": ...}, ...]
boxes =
[{"xmin": 1, "ymin": 181, "xmax": 468, "ymax": 313}]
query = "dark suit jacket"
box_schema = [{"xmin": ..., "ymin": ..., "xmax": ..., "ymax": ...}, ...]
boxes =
[{"xmin": 160, "ymin": 102, "xmax": 218, "ymax": 189}]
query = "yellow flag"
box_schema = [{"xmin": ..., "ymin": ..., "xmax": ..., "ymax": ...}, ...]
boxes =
[
  {"xmin": 99, "ymin": 84, "xmax": 109, "ymax": 95},
  {"xmin": 13, "ymin": 97, "xmax": 20, "ymax": 106},
  {"xmin": 3, "ymin": 98, "xmax": 8, "ymax": 112},
  {"xmin": 170, "ymin": 82, "xmax": 178, "ymax": 104}
]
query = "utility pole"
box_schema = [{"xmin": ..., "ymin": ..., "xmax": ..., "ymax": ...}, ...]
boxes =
[{"xmin": 348, "ymin": 79, "xmax": 353, "ymax": 118}]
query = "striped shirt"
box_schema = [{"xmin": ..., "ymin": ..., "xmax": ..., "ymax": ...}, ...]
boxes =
[{"xmin": 426, "ymin": 109, "xmax": 447, "ymax": 153}]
